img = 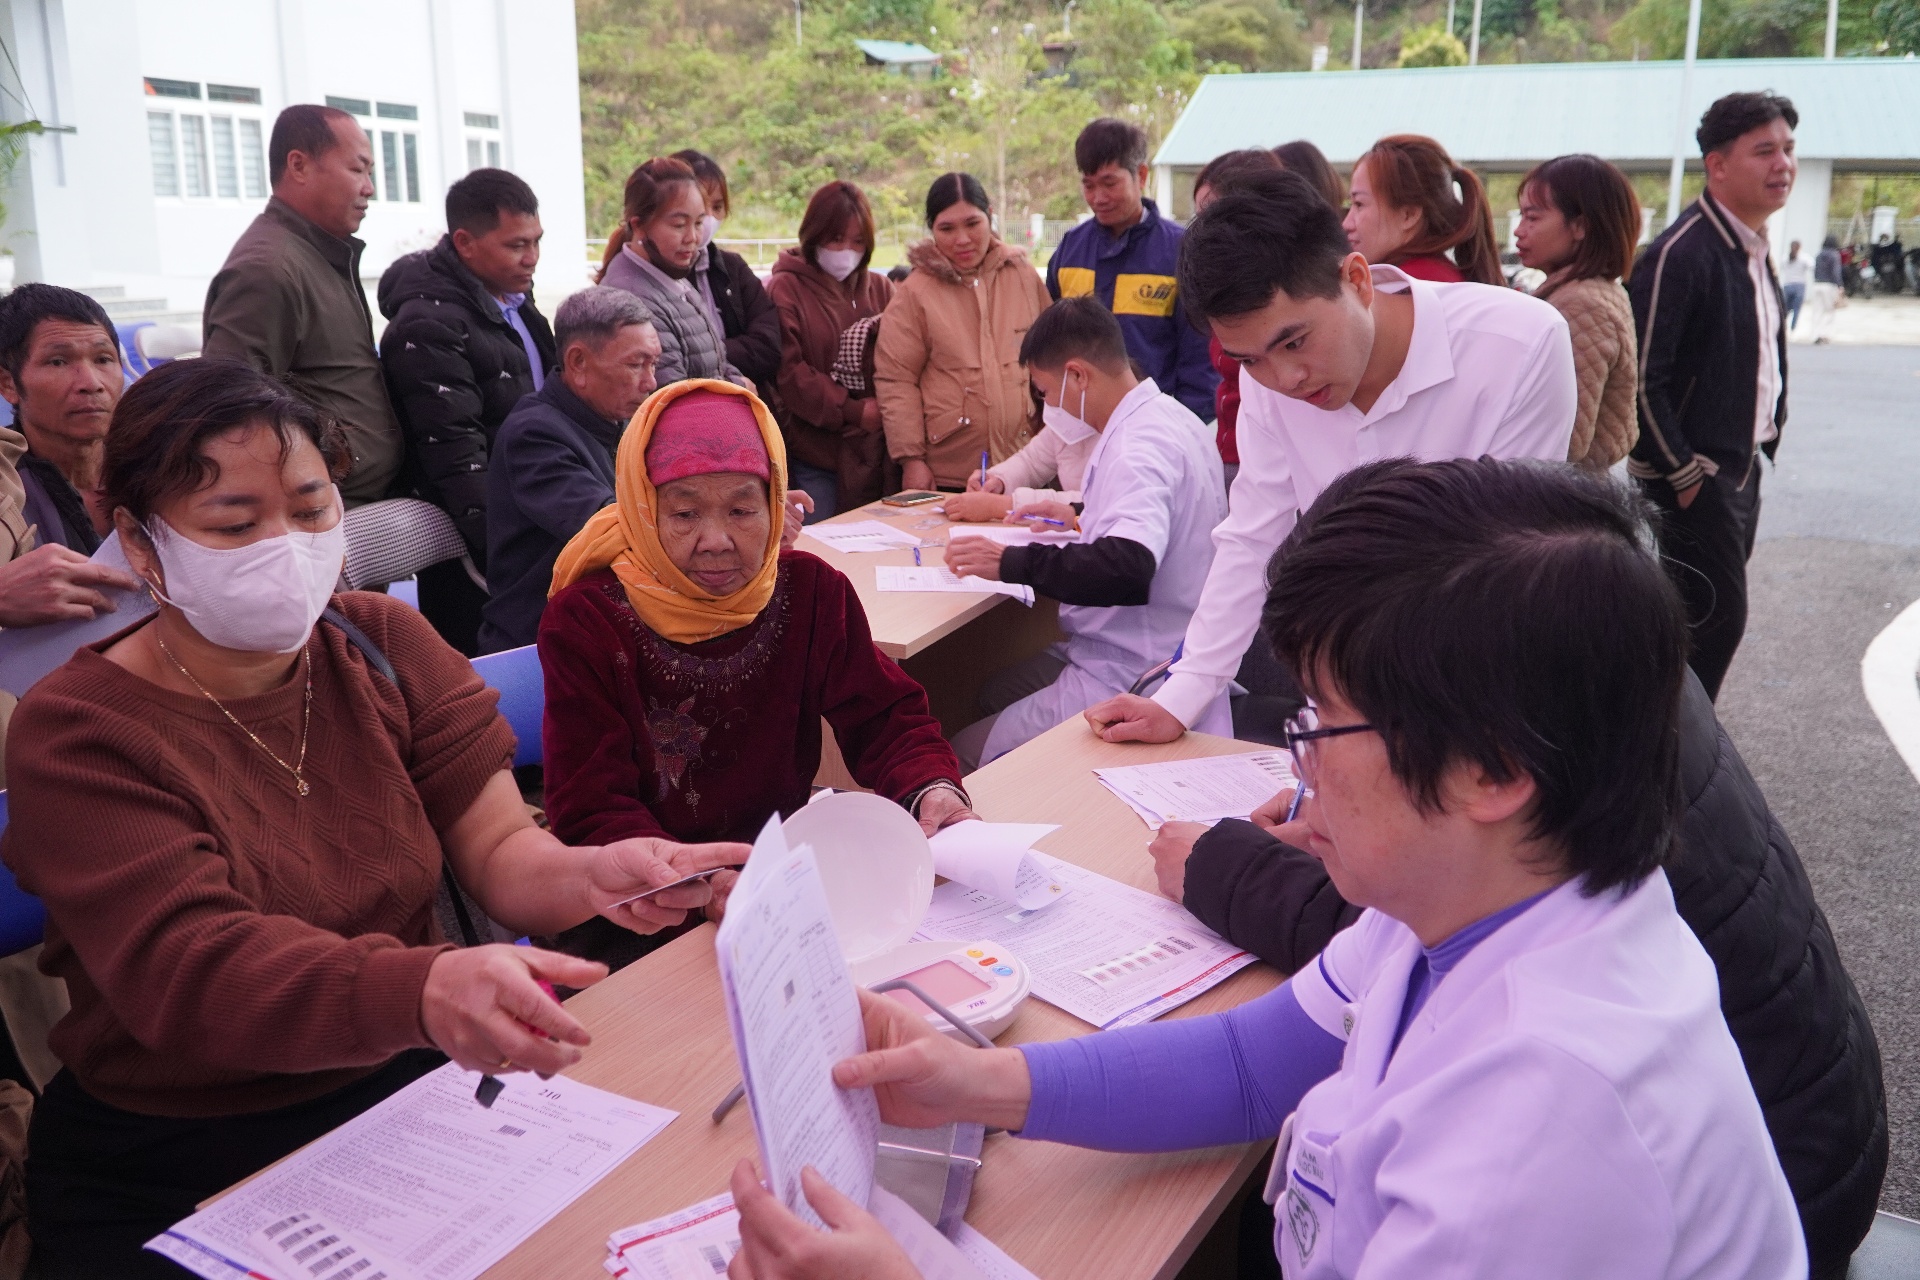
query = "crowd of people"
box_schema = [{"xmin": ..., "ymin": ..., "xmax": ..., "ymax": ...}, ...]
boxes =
[{"xmin": 0, "ymin": 85, "xmax": 1891, "ymax": 1280}]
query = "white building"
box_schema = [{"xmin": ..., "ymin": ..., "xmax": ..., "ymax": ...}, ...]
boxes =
[{"xmin": 0, "ymin": 0, "xmax": 590, "ymax": 328}]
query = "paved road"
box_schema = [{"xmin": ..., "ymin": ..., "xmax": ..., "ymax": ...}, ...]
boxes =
[{"xmin": 1713, "ymin": 343, "xmax": 1920, "ymax": 1216}]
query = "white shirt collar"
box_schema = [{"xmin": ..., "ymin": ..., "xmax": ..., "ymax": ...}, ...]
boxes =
[{"xmin": 1357, "ymin": 265, "xmax": 1455, "ymax": 421}]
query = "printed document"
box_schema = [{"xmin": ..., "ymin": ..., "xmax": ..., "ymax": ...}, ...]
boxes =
[
  {"xmin": 606, "ymin": 1189, "xmax": 1035, "ymax": 1280},
  {"xmin": 874, "ymin": 565, "xmax": 1036, "ymax": 605},
  {"xmin": 928, "ymin": 822, "xmax": 1068, "ymax": 910},
  {"xmin": 915, "ymin": 854, "xmax": 1254, "ymax": 1029},
  {"xmin": 1093, "ymin": 752, "xmax": 1296, "ymax": 827},
  {"xmin": 146, "ymin": 1063, "xmax": 676, "ymax": 1280},
  {"xmin": 800, "ymin": 520, "xmax": 925, "ymax": 554},
  {"xmin": 715, "ymin": 815, "xmax": 879, "ymax": 1230},
  {"xmin": 943, "ymin": 525, "xmax": 1079, "ymax": 548}
]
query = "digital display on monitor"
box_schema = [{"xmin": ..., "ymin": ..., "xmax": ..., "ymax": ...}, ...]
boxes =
[{"xmin": 882, "ymin": 958, "xmax": 994, "ymax": 1015}]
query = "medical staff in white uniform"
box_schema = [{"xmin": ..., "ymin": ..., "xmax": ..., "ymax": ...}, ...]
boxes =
[
  {"xmin": 722, "ymin": 457, "xmax": 1805, "ymax": 1280},
  {"xmin": 945, "ymin": 297, "xmax": 1227, "ymax": 768},
  {"xmin": 1085, "ymin": 166, "xmax": 1578, "ymax": 745}
]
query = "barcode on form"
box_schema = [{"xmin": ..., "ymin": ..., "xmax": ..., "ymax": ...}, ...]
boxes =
[{"xmin": 496, "ymin": 1124, "xmax": 526, "ymax": 1137}]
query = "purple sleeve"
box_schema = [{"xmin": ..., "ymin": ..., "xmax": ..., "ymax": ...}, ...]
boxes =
[{"xmin": 1016, "ymin": 979, "xmax": 1343, "ymax": 1151}]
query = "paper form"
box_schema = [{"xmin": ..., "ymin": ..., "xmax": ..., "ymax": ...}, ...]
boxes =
[
  {"xmin": 1092, "ymin": 752, "xmax": 1296, "ymax": 827},
  {"xmin": 915, "ymin": 854, "xmax": 1255, "ymax": 1029},
  {"xmin": 928, "ymin": 822, "xmax": 1068, "ymax": 910},
  {"xmin": 606, "ymin": 1193, "xmax": 741, "ymax": 1279},
  {"xmin": 715, "ymin": 815, "xmax": 879, "ymax": 1231},
  {"xmin": 873, "ymin": 565, "xmax": 1036, "ymax": 606},
  {"xmin": 943, "ymin": 525, "xmax": 1080, "ymax": 547},
  {"xmin": 800, "ymin": 520, "xmax": 925, "ymax": 553},
  {"xmin": 147, "ymin": 1064, "xmax": 677, "ymax": 1280},
  {"xmin": 605, "ymin": 1190, "xmax": 1031, "ymax": 1280}
]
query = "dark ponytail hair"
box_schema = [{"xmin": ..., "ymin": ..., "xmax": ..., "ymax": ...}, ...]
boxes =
[
  {"xmin": 1357, "ymin": 135, "xmax": 1503, "ymax": 287},
  {"xmin": 597, "ymin": 156, "xmax": 699, "ymax": 282},
  {"xmin": 924, "ymin": 172, "xmax": 991, "ymax": 228}
]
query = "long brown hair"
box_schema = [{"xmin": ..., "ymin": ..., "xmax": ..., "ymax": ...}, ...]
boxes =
[
  {"xmin": 797, "ymin": 180, "xmax": 878, "ymax": 276},
  {"xmin": 597, "ymin": 156, "xmax": 699, "ymax": 282},
  {"xmin": 1272, "ymin": 140, "xmax": 1346, "ymax": 214},
  {"xmin": 1357, "ymin": 135, "xmax": 1502, "ymax": 286},
  {"xmin": 1519, "ymin": 154, "xmax": 1641, "ymax": 299}
]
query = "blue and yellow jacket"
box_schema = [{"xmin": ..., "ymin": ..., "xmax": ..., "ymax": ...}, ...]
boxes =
[{"xmin": 1046, "ymin": 199, "xmax": 1219, "ymax": 422}]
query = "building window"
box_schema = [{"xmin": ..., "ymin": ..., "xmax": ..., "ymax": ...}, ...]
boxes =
[
  {"xmin": 208, "ymin": 83, "xmax": 262, "ymax": 104},
  {"xmin": 325, "ymin": 95, "xmax": 371, "ymax": 116},
  {"xmin": 144, "ymin": 77, "xmax": 199, "ymax": 99},
  {"xmin": 402, "ymin": 132, "xmax": 420, "ymax": 201},
  {"xmin": 463, "ymin": 111, "xmax": 503, "ymax": 174},
  {"xmin": 487, "ymin": 139, "xmax": 501, "ymax": 167},
  {"xmin": 179, "ymin": 114, "xmax": 210, "ymax": 198},
  {"xmin": 147, "ymin": 111, "xmax": 179, "ymax": 196},
  {"xmin": 376, "ymin": 102, "xmax": 418, "ymax": 121},
  {"xmin": 466, "ymin": 138, "xmax": 482, "ymax": 170},
  {"xmin": 464, "ymin": 111, "xmax": 499, "ymax": 129},
  {"xmin": 331, "ymin": 98, "xmax": 421, "ymax": 203},
  {"xmin": 238, "ymin": 118, "xmax": 266, "ymax": 197},
  {"xmin": 209, "ymin": 116, "xmax": 238, "ymax": 197}
]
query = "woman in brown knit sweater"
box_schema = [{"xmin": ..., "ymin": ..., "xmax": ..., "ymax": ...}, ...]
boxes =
[
  {"xmin": 0, "ymin": 359, "xmax": 746, "ymax": 1274},
  {"xmin": 1514, "ymin": 154, "xmax": 1642, "ymax": 470}
]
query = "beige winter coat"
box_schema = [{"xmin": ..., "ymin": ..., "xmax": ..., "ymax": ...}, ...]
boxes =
[
  {"xmin": 1539, "ymin": 272, "xmax": 1638, "ymax": 470},
  {"xmin": 876, "ymin": 238, "xmax": 1051, "ymax": 488}
]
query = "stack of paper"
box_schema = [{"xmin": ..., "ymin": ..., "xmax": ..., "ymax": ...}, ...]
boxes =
[
  {"xmin": 1092, "ymin": 751, "xmax": 1296, "ymax": 828},
  {"xmin": 800, "ymin": 520, "xmax": 925, "ymax": 554},
  {"xmin": 148, "ymin": 1064, "xmax": 677, "ymax": 1280},
  {"xmin": 929, "ymin": 821, "xmax": 1068, "ymax": 910},
  {"xmin": 873, "ymin": 565, "xmax": 1035, "ymax": 605},
  {"xmin": 605, "ymin": 1191, "xmax": 1040, "ymax": 1280},
  {"xmin": 914, "ymin": 853, "xmax": 1255, "ymax": 1030},
  {"xmin": 943, "ymin": 524, "xmax": 1080, "ymax": 547}
]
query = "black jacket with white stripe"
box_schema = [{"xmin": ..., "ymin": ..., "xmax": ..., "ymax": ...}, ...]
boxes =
[{"xmin": 1626, "ymin": 190, "xmax": 1787, "ymax": 493}]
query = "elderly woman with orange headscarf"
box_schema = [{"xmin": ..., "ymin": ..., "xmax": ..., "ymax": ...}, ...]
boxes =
[{"xmin": 538, "ymin": 379, "xmax": 972, "ymax": 954}]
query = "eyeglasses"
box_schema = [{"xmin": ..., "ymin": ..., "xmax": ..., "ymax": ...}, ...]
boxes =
[{"xmin": 1282, "ymin": 704, "xmax": 1378, "ymax": 789}]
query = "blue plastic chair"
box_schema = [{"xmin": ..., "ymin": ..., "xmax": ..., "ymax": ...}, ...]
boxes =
[
  {"xmin": 471, "ymin": 645, "xmax": 545, "ymax": 768},
  {"xmin": 0, "ymin": 791, "xmax": 47, "ymax": 957}
]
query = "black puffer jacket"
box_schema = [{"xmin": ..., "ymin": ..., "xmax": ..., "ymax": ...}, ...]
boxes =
[
  {"xmin": 700, "ymin": 245, "xmax": 782, "ymax": 394},
  {"xmin": 1184, "ymin": 671, "xmax": 1885, "ymax": 1279},
  {"xmin": 378, "ymin": 238, "xmax": 556, "ymax": 562}
]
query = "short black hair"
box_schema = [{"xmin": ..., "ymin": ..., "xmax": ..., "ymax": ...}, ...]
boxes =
[
  {"xmin": 1019, "ymin": 297, "xmax": 1130, "ymax": 374},
  {"xmin": 1075, "ymin": 118, "xmax": 1148, "ymax": 176},
  {"xmin": 0, "ymin": 283, "xmax": 119, "ymax": 385},
  {"xmin": 270, "ymin": 103, "xmax": 356, "ymax": 187},
  {"xmin": 1177, "ymin": 169, "xmax": 1351, "ymax": 321},
  {"xmin": 925, "ymin": 172, "xmax": 991, "ymax": 226},
  {"xmin": 1262, "ymin": 457, "xmax": 1688, "ymax": 897},
  {"xmin": 446, "ymin": 168, "xmax": 539, "ymax": 237},
  {"xmin": 1697, "ymin": 91, "xmax": 1798, "ymax": 155}
]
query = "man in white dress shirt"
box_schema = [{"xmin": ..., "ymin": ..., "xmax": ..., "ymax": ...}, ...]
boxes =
[
  {"xmin": 1086, "ymin": 169, "xmax": 1577, "ymax": 743},
  {"xmin": 946, "ymin": 297, "xmax": 1228, "ymax": 767}
]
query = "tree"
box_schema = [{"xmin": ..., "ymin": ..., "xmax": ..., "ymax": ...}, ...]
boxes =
[
  {"xmin": 1173, "ymin": 0, "xmax": 1311, "ymax": 73},
  {"xmin": 1397, "ymin": 22, "xmax": 1469, "ymax": 62},
  {"xmin": 1074, "ymin": 0, "xmax": 1198, "ymax": 120},
  {"xmin": 1877, "ymin": 0, "xmax": 1920, "ymax": 50}
]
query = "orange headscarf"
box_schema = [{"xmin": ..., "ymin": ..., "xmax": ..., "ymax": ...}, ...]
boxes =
[{"xmin": 549, "ymin": 378, "xmax": 789, "ymax": 644}]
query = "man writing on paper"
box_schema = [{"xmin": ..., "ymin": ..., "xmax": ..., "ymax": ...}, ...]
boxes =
[
  {"xmin": 944, "ymin": 298, "xmax": 1227, "ymax": 769},
  {"xmin": 1082, "ymin": 169, "xmax": 1575, "ymax": 744}
]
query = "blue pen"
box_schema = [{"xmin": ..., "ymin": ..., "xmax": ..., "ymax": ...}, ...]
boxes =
[
  {"xmin": 1030, "ymin": 516, "xmax": 1069, "ymax": 528},
  {"xmin": 980, "ymin": 450, "xmax": 990, "ymax": 490},
  {"xmin": 1284, "ymin": 785, "xmax": 1306, "ymax": 823},
  {"xmin": 913, "ymin": 545, "xmax": 922, "ymax": 565}
]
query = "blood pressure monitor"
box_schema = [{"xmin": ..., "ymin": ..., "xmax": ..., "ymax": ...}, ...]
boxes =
[{"xmin": 785, "ymin": 793, "xmax": 1032, "ymax": 1041}]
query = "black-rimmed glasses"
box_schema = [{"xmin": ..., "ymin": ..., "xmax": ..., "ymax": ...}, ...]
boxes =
[{"xmin": 1282, "ymin": 704, "xmax": 1378, "ymax": 789}]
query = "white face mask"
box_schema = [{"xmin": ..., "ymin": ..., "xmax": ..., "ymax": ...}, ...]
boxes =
[
  {"xmin": 145, "ymin": 512, "xmax": 345, "ymax": 654},
  {"xmin": 815, "ymin": 247, "xmax": 863, "ymax": 282},
  {"xmin": 698, "ymin": 214, "xmax": 722, "ymax": 249},
  {"xmin": 1042, "ymin": 370, "xmax": 1096, "ymax": 444}
]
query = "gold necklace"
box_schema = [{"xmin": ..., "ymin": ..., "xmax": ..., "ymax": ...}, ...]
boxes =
[{"xmin": 157, "ymin": 634, "xmax": 314, "ymax": 797}]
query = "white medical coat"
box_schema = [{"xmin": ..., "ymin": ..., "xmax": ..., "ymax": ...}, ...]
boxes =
[
  {"xmin": 1282, "ymin": 870, "xmax": 1806, "ymax": 1280},
  {"xmin": 982, "ymin": 379, "xmax": 1229, "ymax": 760}
]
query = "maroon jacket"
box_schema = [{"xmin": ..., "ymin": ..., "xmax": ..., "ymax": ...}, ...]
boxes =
[
  {"xmin": 766, "ymin": 248, "xmax": 894, "ymax": 507},
  {"xmin": 537, "ymin": 551, "xmax": 959, "ymax": 846}
]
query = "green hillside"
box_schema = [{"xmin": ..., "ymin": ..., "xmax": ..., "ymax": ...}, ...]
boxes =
[{"xmin": 576, "ymin": 0, "xmax": 1919, "ymax": 244}]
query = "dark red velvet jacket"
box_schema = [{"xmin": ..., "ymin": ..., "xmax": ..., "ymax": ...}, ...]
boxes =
[{"xmin": 538, "ymin": 551, "xmax": 962, "ymax": 845}]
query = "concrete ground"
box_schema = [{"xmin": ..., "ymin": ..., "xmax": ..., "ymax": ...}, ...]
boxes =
[
  {"xmin": 1713, "ymin": 342, "xmax": 1920, "ymax": 1216},
  {"xmin": 1789, "ymin": 293, "xmax": 1920, "ymax": 347}
]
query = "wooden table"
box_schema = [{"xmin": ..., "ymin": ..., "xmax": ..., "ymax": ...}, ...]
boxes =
[
  {"xmin": 477, "ymin": 717, "xmax": 1284, "ymax": 1279},
  {"xmin": 797, "ymin": 503, "xmax": 1063, "ymax": 739}
]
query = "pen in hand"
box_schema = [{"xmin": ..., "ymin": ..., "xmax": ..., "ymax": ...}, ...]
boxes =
[{"xmin": 980, "ymin": 449, "xmax": 989, "ymax": 491}]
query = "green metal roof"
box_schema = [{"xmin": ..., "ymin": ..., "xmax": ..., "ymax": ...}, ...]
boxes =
[
  {"xmin": 855, "ymin": 39, "xmax": 940, "ymax": 64},
  {"xmin": 1154, "ymin": 57, "xmax": 1920, "ymax": 169}
]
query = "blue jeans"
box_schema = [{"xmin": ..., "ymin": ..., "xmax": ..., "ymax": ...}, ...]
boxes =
[
  {"xmin": 788, "ymin": 459, "xmax": 838, "ymax": 523},
  {"xmin": 1784, "ymin": 282, "xmax": 1806, "ymax": 329}
]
